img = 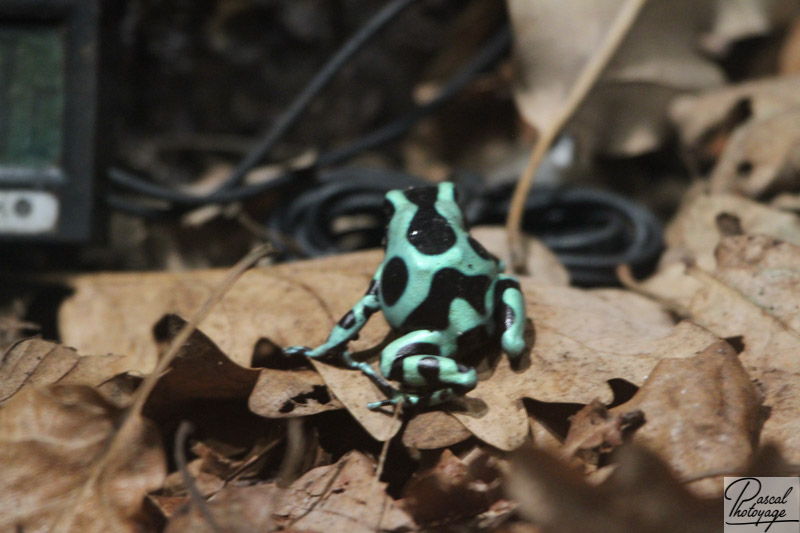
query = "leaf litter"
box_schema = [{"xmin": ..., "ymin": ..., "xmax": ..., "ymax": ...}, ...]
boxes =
[
  {"xmin": 8, "ymin": 3, "xmax": 800, "ymax": 531},
  {"xmin": 3, "ymin": 218, "xmax": 794, "ymax": 525},
  {"xmin": 0, "ymin": 385, "xmax": 166, "ymax": 532}
]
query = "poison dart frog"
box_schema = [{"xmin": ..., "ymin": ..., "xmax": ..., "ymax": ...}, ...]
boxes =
[{"xmin": 284, "ymin": 182, "xmax": 527, "ymax": 409}]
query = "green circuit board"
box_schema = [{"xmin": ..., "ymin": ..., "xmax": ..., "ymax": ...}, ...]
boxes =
[{"xmin": 0, "ymin": 26, "xmax": 64, "ymax": 168}]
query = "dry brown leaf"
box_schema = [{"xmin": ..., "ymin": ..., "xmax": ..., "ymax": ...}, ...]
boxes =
[
  {"xmin": 161, "ymin": 458, "xmax": 226, "ymax": 498},
  {"xmin": 146, "ymin": 314, "xmax": 260, "ymax": 411},
  {"xmin": 0, "ymin": 385, "xmax": 166, "ymax": 532},
  {"xmin": 402, "ymin": 410, "xmax": 472, "ymax": 450},
  {"xmin": 671, "ymin": 76, "xmax": 800, "ymax": 149},
  {"xmin": 640, "ymin": 192, "xmax": 800, "ymax": 311},
  {"xmin": 663, "ymin": 192, "xmax": 800, "ymax": 267},
  {"xmin": 610, "ymin": 340, "xmax": 763, "ymax": 496},
  {"xmin": 402, "ymin": 448, "xmax": 506, "ymax": 525},
  {"xmin": 779, "ymin": 15, "xmax": 800, "ymax": 74},
  {"xmin": 273, "ymin": 450, "xmax": 415, "ymax": 532},
  {"xmin": 60, "ymin": 250, "xmax": 402, "ymax": 441},
  {"xmin": 686, "ymin": 234, "xmax": 800, "ymax": 462},
  {"xmin": 645, "ymin": 225, "xmax": 800, "ymax": 463},
  {"xmin": 562, "ymin": 400, "xmax": 643, "ymax": 465},
  {"xmin": 507, "ymin": 445, "xmax": 720, "ymax": 533},
  {"xmin": 447, "ymin": 292, "xmax": 717, "ymax": 451},
  {"xmin": 164, "ymin": 483, "xmax": 278, "ymax": 533},
  {"xmin": 709, "ymin": 109, "xmax": 800, "ymax": 197},
  {"xmin": 708, "ymin": 0, "xmax": 798, "ymax": 53},
  {"xmin": 0, "ymin": 338, "xmax": 138, "ymax": 406},
  {"xmin": 62, "ymin": 250, "xmax": 723, "ymax": 450},
  {"xmin": 60, "ymin": 250, "xmax": 383, "ymax": 370},
  {"xmin": 508, "ymin": 0, "xmax": 724, "ymax": 156},
  {"xmin": 671, "ymin": 76, "xmax": 800, "ymax": 197},
  {"xmin": 249, "ymin": 367, "xmax": 343, "ymax": 418}
]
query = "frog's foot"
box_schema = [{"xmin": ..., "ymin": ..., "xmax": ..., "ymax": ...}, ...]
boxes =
[
  {"xmin": 494, "ymin": 275, "xmax": 527, "ymax": 362},
  {"xmin": 337, "ymin": 351, "xmax": 399, "ymax": 398},
  {"xmin": 283, "ymin": 345, "xmax": 341, "ymax": 361},
  {"xmin": 367, "ymin": 388, "xmax": 460, "ymax": 410},
  {"xmin": 283, "ymin": 345, "xmax": 312, "ymax": 358}
]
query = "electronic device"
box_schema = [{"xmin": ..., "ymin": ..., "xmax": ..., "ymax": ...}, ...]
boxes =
[{"xmin": 0, "ymin": 0, "xmax": 98, "ymax": 242}]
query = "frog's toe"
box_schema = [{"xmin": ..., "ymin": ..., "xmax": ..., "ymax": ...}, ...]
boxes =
[
  {"xmin": 502, "ymin": 334, "xmax": 526, "ymax": 360},
  {"xmin": 367, "ymin": 391, "xmax": 420, "ymax": 411},
  {"xmin": 367, "ymin": 398, "xmax": 398, "ymax": 410},
  {"xmin": 283, "ymin": 345, "xmax": 311, "ymax": 357}
]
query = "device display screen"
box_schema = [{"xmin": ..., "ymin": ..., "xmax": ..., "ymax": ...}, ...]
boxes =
[{"xmin": 0, "ymin": 26, "xmax": 64, "ymax": 170}]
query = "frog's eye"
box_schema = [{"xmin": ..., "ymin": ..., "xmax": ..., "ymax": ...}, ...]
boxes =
[{"xmin": 383, "ymin": 198, "xmax": 395, "ymax": 220}]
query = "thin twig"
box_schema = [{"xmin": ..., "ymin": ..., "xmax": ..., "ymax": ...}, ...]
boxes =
[
  {"xmin": 51, "ymin": 244, "xmax": 273, "ymax": 532},
  {"xmin": 505, "ymin": 0, "xmax": 649, "ymax": 273},
  {"xmin": 130, "ymin": 243, "xmax": 274, "ymax": 418},
  {"xmin": 286, "ymin": 459, "xmax": 349, "ymax": 528},
  {"xmin": 616, "ymin": 263, "xmax": 690, "ymax": 317},
  {"xmin": 373, "ymin": 402, "xmax": 402, "ymax": 531},
  {"xmin": 175, "ymin": 421, "xmax": 222, "ymax": 533},
  {"xmin": 277, "ymin": 418, "xmax": 306, "ymax": 488}
]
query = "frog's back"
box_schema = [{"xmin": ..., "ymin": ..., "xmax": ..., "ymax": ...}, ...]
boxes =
[{"xmin": 378, "ymin": 183, "xmax": 502, "ymax": 334}]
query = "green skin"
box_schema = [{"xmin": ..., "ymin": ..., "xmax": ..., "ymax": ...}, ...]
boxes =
[{"xmin": 285, "ymin": 182, "xmax": 527, "ymax": 410}]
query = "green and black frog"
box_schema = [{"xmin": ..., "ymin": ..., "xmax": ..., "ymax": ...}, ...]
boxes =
[{"xmin": 285, "ymin": 182, "xmax": 527, "ymax": 409}]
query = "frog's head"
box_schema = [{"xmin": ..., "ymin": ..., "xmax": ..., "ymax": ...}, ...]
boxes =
[{"xmin": 383, "ymin": 182, "xmax": 465, "ymax": 253}]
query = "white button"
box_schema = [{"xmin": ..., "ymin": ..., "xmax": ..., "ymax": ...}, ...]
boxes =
[{"xmin": 0, "ymin": 190, "xmax": 59, "ymax": 233}]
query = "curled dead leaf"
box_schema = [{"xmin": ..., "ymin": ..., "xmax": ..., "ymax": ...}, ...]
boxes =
[
  {"xmin": 508, "ymin": 0, "xmax": 724, "ymax": 156},
  {"xmin": 610, "ymin": 339, "xmax": 763, "ymax": 496},
  {"xmin": 402, "ymin": 410, "xmax": 472, "ymax": 450},
  {"xmin": 671, "ymin": 76, "xmax": 800, "ymax": 197},
  {"xmin": 687, "ymin": 234, "xmax": 800, "ymax": 462},
  {"xmin": 402, "ymin": 448, "xmax": 506, "ymax": 525},
  {"xmin": 60, "ymin": 251, "xmax": 402, "ymax": 442},
  {"xmin": 248, "ymin": 366, "xmax": 343, "ymax": 417},
  {"xmin": 146, "ymin": 314, "xmax": 260, "ymax": 411},
  {"xmin": 639, "ymin": 192, "xmax": 800, "ymax": 311},
  {"xmin": 671, "ymin": 76, "xmax": 800, "ymax": 149},
  {"xmin": 562, "ymin": 400, "xmax": 643, "ymax": 466},
  {"xmin": 0, "ymin": 385, "xmax": 166, "ymax": 532},
  {"xmin": 273, "ymin": 450, "xmax": 415, "ymax": 533},
  {"xmin": 164, "ymin": 483, "xmax": 278, "ymax": 533},
  {"xmin": 708, "ymin": 109, "xmax": 800, "ymax": 198},
  {"xmin": 507, "ymin": 445, "xmax": 720, "ymax": 533},
  {"xmin": 0, "ymin": 338, "xmax": 138, "ymax": 406},
  {"xmin": 447, "ymin": 287, "xmax": 716, "ymax": 451},
  {"xmin": 61, "ymin": 251, "xmax": 723, "ymax": 452}
]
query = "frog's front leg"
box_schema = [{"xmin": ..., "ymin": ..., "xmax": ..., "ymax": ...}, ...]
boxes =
[
  {"xmin": 494, "ymin": 275, "xmax": 527, "ymax": 362},
  {"xmin": 367, "ymin": 330, "xmax": 477, "ymax": 410},
  {"xmin": 284, "ymin": 272, "xmax": 384, "ymax": 372}
]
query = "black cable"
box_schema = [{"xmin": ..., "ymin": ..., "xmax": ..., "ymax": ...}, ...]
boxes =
[
  {"xmin": 103, "ymin": 5, "xmax": 662, "ymax": 286},
  {"xmin": 269, "ymin": 170, "xmax": 663, "ymax": 286},
  {"xmin": 268, "ymin": 167, "xmax": 426, "ymax": 256},
  {"xmin": 107, "ymin": 0, "xmax": 419, "ymax": 207},
  {"xmin": 107, "ymin": 25, "xmax": 511, "ymax": 209},
  {"xmin": 108, "ymin": 165, "xmax": 306, "ymax": 205},
  {"xmin": 472, "ymin": 184, "xmax": 662, "ymax": 285},
  {"xmin": 216, "ymin": 0, "xmax": 419, "ymax": 192},
  {"xmin": 317, "ymin": 26, "xmax": 511, "ymax": 167}
]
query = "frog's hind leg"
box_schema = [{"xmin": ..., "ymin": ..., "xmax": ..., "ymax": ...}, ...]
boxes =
[
  {"xmin": 338, "ymin": 350, "xmax": 398, "ymax": 399},
  {"xmin": 494, "ymin": 275, "xmax": 527, "ymax": 362},
  {"xmin": 368, "ymin": 330, "xmax": 477, "ymax": 410}
]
